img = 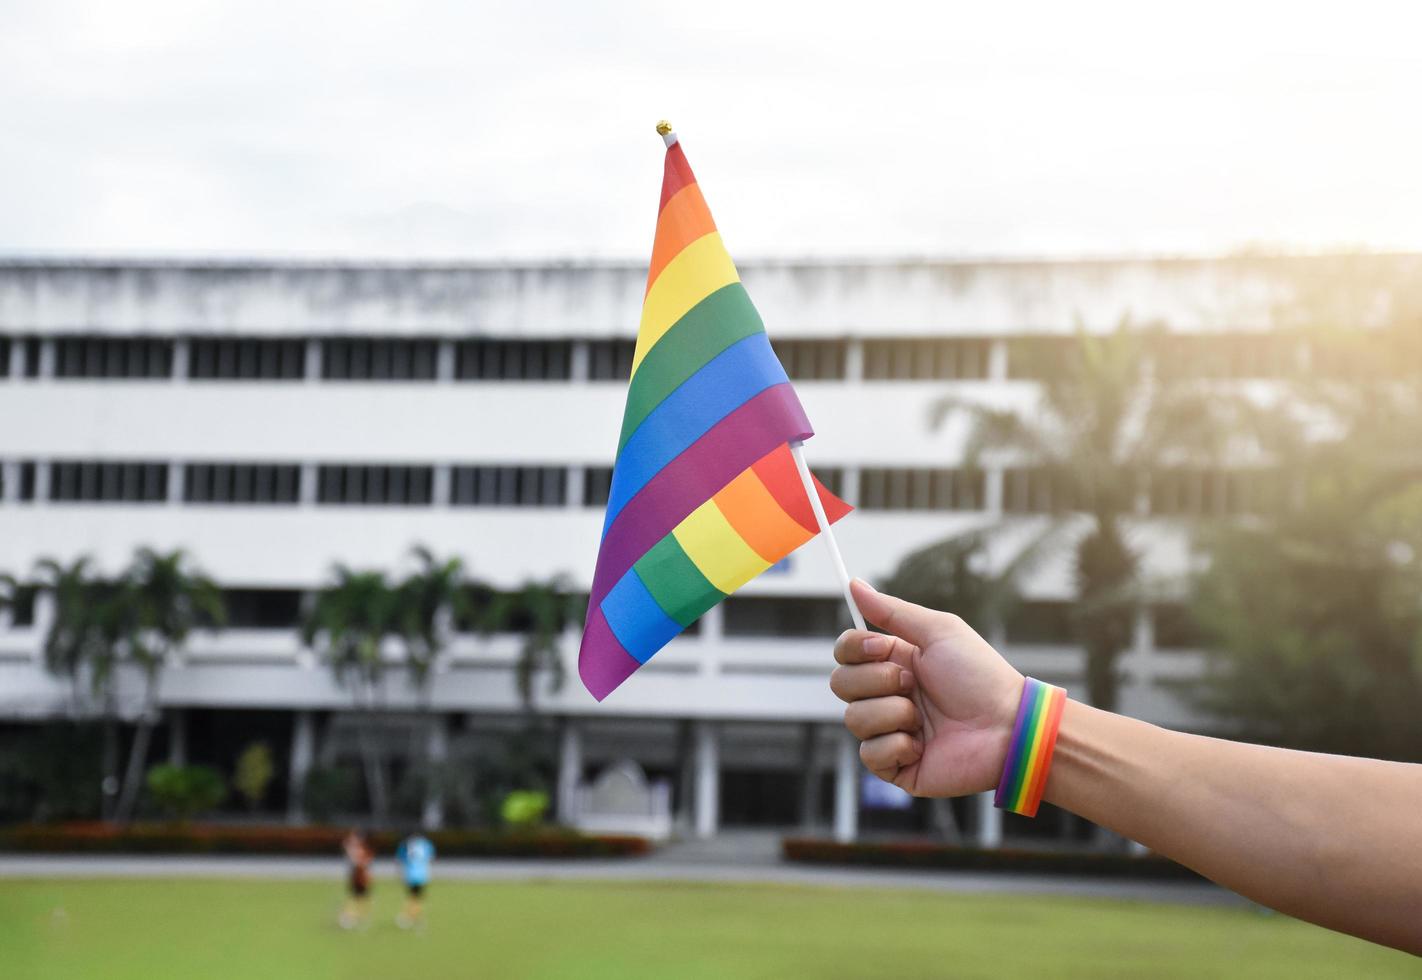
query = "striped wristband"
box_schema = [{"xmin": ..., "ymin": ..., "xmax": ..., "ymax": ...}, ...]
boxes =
[{"xmin": 993, "ymin": 677, "xmax": 1067, "ymax": 817}]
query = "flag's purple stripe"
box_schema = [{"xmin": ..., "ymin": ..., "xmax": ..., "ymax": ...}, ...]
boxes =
[
  {"xmin": 587, "ymin": 383, "xmax": 811, "ymax": 611},
  {"xmin": 994, "ymin": 679, "xmax": 1039, "ymax": 809},
  {"xmin": 578, "ymin": 605, "xmax": 642, "ymax": 702}
]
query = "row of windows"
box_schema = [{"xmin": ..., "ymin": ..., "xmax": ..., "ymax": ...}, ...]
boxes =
[
  {"xmin": 5, "ymin": 332, "xmax": 1376, "ymax": 384},
  {"xmin": 0, "ymin": 459, "xmax": 1285, "ymax": 515},
  {"xmin": 0, "ymin": 582, "xmax": 1204, "ymax": 650}
]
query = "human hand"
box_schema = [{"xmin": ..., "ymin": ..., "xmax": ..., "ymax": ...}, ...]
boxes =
[{"xmin": 831, "ymin": 579, "xmax": 1023, "ymax": 797}]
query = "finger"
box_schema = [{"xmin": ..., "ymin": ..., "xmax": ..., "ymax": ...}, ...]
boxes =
[
  {"xmin": 844, "ymin": 696, "xmax": 920, "ymax": 740},
  {"xmin": 850, "ymin": 579, "xmax": 961, "ymax": 649},
  {"xmin": 830, "ymin": 662, "xmax": 915, "ymax": 703},
  {"xmin": 833, "ymin": 629, "xmax": 893, "ymax": 665},
  {"xmin": 859, "ymin": 731, "xmax": 924, "ymax": 780}
]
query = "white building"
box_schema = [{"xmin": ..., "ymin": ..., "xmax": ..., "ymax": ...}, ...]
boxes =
[{"xmin": 1, "ymin": 254, "xmax": 1415, "ymax": 843}]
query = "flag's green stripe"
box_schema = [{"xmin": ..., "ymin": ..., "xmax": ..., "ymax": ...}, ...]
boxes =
[
  {"xmin": 617, "ymin": 283, "xmax": 765, "ymax": 452},
  {"xmin": 633, "ymin": 534, "xmax": 725, "ymax": 628}
]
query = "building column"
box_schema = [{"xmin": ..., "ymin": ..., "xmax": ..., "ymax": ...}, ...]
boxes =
[
  {"xmin": 0, "ymin": 461, "xmax": 17, "ymax": 504},
  {"xmin": 304, "ymin": 338, "xmax": 323, "ymax": 383},
  {"xmin": 37, "ymin": 338, "xmax": 56, "ymax": 378},
  {"xmin": 843, "ymin": 338, "xmax": 865, "ymax": 382},
  {"xmin": 556, "ymin": 718, "xmax": 583, "ymax": 826},
  {"xmin": 569, "ymin": 340, "xmax": 590, "ymax": 382},
  {"xmin": 975, "ymin": 790, "xmax": 1002, "ymax": 849},
  {"xmin": 832, "ymin": 731, "xmax": 859, "ymax": 843},
  {"xmin": 797, "ymin": 722, "xmax": 821, "ymax": 833},
  {"xmin": 167, "ymin": 709, "xmax": 188, "ymax": 767},
  {"xmin": 299, "ymin": 463, "xmax": 319, "ymax": 507},
  {"xmin": 565, "ymin": 467, "xmax": 586, "ymax": 510},
  {"xmin": 287, "ymin": 710, "xmax": 316, "ymax": 825},
  {"xmin": 171, "ymin": 338, "xmax": 190, "ymax": 382},
  {"xmin": 436, "ymin": 339, "xmax": 456, "ymax": 382},
  {"xmin": 693, "ymin": 720, "xmax": 720, "ymax": 839},
  {"xmin": 984, "ymin": 467, "xmax": 1004, "ymax": 516},
  {"xmin": 431, "ymin": 465, "xmax": 451, "ymax": 507},
  {"xmin": 9, "ymin": 338, "xmax": 26, "ymax": 379},
  {"xmin": 33, "ymin": 461, "xmax": 51, "ymax": 504},
  {"xmin": 422, "ymin": 714, "xmax": 449, "ymax": 830},
  {"xmin": 988, "ymin": 338, "xmax": 1009, "ymax": 382}
]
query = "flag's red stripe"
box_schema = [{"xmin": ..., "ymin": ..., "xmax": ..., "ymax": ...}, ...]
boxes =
[
  {"xmin": 586, "ymin": 383, "xmax": 811, "ymax": 611},
  {"xmin": 659, "ymin": 142, "xmax": 697, "ymax": 211},
  {"xmin": 751, "ymin": 444, "xmax": 853, "ymax": 533}
]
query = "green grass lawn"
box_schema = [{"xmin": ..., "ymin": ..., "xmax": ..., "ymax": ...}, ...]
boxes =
[{"xmin": 0, "ymin": 878, "xmax": 1412, "ymax": 979}]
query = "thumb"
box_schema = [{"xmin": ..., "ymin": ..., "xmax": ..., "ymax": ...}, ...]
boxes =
[{"xmin": 850, "ymin": 579, "xmax": 953, "ymax": 648}]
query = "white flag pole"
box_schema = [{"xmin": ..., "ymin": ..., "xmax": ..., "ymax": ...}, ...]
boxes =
[
  {"xmin": 788, "ymin": 440, "xmax": 866, "ymax": 632},
  {"xmin": 790, "ymin": 439, "xmax": 936, "ymax": 742}
]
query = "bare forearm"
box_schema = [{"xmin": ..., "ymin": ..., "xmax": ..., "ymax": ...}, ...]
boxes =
[{"xmin": 1044, "ymin": 700, "xmax": 1422, "ymax": 954}]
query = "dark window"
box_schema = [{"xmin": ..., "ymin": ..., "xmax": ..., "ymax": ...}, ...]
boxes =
[
  {"xmin": 220, "ymin": 589, "xmax": 304, "ymax": 630},
  {"xmin": 1006, "ymin": 336, "xmax": 1077, "ymax": 380},
  {"xmin": 184, "ymin": 463, "xmax": 301, "ymax": 504},
  {"xmin": 22, "ymin": 338, "xmax": 41, "ymax": 378},
  {"xmin": 455, "ymin": 340, "xmax": 572, "ymax": 381},
  {"xmin": 49, "ymin": 461, "xmax": 169, "ymax": 503},
  {"xmin": 723, "ymin": 596, "xmax": 849, "ymax": 638},
  {"xmin": 863, "ymin": 338, "xmax": 990, "ymax": 380},
  {"xmin": 1154, "ymin": 334, "xmax": 1297, "ymax": 380},
  {"xmin": 1149, "ymin": 469, "xmax": 1280, "ymax": 516},
  {"xmin": 7, "ymin": 586, "xmax": 36, "ymax": 627},
  {"xmin": 811, "ymin": 468, "xmax": 845, "ymax": 499},
  {"xmin": 858, "ymin": 468, "xmax": 982, "ymax": 510},
  {"xmin": 53, "ymin": 336, "xmax": 174, "ymax": 379},
  {"xmin": 321, "ymin": 338, "xmax": 438, "ymax": 381},
  {"xmin": 587, "ymin": 340, "xmax": 636, "ymax": 381},
  {"xmin": 1152, "ymin": 603, "xmax": 1203, "ymax": 651},
  {"xmin": 1002, "ymin": 467, "xmax": 1074, "ymax": 514},
  {"xmin": 316, "ymin": 464, "xmax": 433, "ymax": 505},
  {"xmin": 772, "ymin": 339, "xmax": 848, "ymax": 380},
  {"xmin": 17, "ymin": 461, "xmax": 36, "ymax": 501},
  {"xmin": 0, "ymin": 337, "xmax": 10, "ymax": 377},
  {"xmin": 1004, "ymin": 601, "xmax": 1075, "ymax": 645},
  {"xmin": 450, "ymin": 466, "xmax": 567, "ymax": 507},
  {"xmin": 583, "ymin": 466, "xmax": 613, "ymax": 506},
  {"xmin": 189, "ymin": 338, "xmax": 306, "ymax": 380}
]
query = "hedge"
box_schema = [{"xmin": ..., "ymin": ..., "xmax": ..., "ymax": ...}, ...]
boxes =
[
  {"xmin": 0, "ymin": 822, "xmax": 651, "ymax": 858},
  {"xmin": 783, "ymin": 838, "xmax": 1202, "ymax": 881}
]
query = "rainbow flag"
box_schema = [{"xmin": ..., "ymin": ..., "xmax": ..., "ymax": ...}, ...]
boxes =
[{"xmin": 579, "ymin": 132, "xmax": 851, "ymax": 700}]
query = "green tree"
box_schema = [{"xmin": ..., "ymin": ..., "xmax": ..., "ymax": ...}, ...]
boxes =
[
  {"xmin": 931, "ymin": 321, "xmax": 1231, "ymax": 710},
  {"xmin": 233, "ymin": 742, "xmax": 276, "ymax": 812},
  {"xmin": 1191, "ymin": 322, "xmax": 1422, "ymax": 758},
  {"xmin": 32, "ymin": 556, "xmax": 130, "ymax": 821},
  {"xmin": 482, "ymin": 576, "xmax": 581, "ymax": 708},
  {"xmin": 301, "ymin": 566, "xmax": 400, "ymax": 824},
  {"xmin": 113, "ymin": 549, "xmax": 225, "ymax": 825}
]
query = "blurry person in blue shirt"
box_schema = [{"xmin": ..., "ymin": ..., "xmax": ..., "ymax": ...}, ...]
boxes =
[{"xmin": 395, "ymin": 829, "xmax": 436, "ymax": 929}]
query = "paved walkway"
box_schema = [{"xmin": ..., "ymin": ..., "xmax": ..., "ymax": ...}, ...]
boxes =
[{"xmin": 0, "ymin": 833, "xmax": 1242, "ymax": 908}]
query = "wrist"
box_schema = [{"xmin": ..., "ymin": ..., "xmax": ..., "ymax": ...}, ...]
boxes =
[{"xmin": 993, "ymin": 677, "xmax": 1067, "ymax": 817}]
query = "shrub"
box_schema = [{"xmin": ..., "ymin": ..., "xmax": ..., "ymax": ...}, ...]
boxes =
[
  {"xmin": 500, "ymin": 789, "xmax": 549, "ymax": 828},
  {"xmin": 145, "ymin": 765, "xmax": 227, "ymax": 822}
]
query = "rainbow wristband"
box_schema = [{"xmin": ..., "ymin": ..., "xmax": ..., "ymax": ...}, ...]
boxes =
[{"xmin": 993, "ymin": 677, "xmax": 1067, "ymax": 817}]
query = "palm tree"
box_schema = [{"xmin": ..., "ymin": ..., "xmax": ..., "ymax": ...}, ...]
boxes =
[
  {"xmin": 301, "ymin": 566, "xmax": 400, "ymax": 824},
  {"xmin": 482, "ymin": 575, "xmax": 581, "ymax": 708},
  {"xmin": 931, "ymin": 320, "xmax": 1233, "ymax": 711},
  {"xmin": 33, "ymin": 556, "xmax": 127, "ymax": 820},
  {"xmin": 394, "ymin": 547, "xmax": 471, "ymax": 827},
  {"xmin": 113, "ymin": 548, "xmax": 224, "ymax": 824}
]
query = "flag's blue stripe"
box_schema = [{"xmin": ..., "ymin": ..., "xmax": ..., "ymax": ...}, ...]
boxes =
[
  {"xmin": 600, "ymin": 566, "xmax": 685, "ymax": 664},
  {"xmin": 603, "ymin": 332, "xmax": 788, "ymax": 528}
]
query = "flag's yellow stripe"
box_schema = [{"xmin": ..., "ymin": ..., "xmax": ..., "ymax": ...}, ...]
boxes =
[
  {"xmin": 671, "ymin": 498, "xmax": 770, "ymax": 595},
  {"xmin": 632, "ymin": 232, "xmax": 739, "ymax": 376}
]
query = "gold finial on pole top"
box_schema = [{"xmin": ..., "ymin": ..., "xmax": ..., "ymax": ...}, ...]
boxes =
[{"xmin": 655, "ymin": 120, "xmax": 678, "ymax": 148}]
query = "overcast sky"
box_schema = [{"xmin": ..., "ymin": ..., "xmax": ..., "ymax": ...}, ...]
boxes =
[{"xmin": 3, "ymin": 1, "xmax": 1420, "ymax": 261}]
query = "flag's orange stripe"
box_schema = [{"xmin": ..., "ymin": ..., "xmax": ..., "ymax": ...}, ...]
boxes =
[
  {"xmin": 713, "ymin": 467, "xmax": 815, "ymax": 563},
  {"xmin": 646, "ymin": 183, "xmax": 717, "ymax": 296}
]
